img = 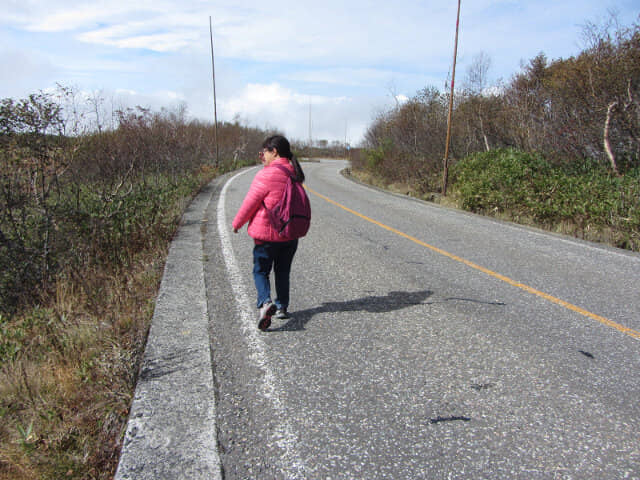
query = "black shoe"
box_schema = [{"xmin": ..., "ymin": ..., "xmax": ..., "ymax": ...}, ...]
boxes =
[
  {"xmin": 258, "ymin": 301, "xmax": 276, "ymax": 331},
  {"xmin": 275, "ymin": 308, "xmax": 290, "ymax": 320}
]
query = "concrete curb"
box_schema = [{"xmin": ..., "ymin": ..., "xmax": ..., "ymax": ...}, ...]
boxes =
[{"xmin": 114, "ymin": 182, "xmax": 222, "ymax": 480}]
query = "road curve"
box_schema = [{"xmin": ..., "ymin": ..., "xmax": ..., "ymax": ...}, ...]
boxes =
[
  {"xmin": 205, "ymin": 159, "xmax": 640, "ymax": 479},
  {"xmin": 118, "ymin": 159, "xmax": 639, "ymax": 479}
]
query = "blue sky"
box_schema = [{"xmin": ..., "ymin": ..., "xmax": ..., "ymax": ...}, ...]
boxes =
[{"xmin": 2, "ymin": 1, "xmax": 639, "ymax": 144}]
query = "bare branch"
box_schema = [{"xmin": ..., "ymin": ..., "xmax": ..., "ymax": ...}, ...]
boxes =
[{"xmin": 604, "ymin": 101, "xmax": 621, "ymax": 176}]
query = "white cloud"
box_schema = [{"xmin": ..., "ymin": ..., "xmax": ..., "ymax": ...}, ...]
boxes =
[
  {"xmin": 4, "ymin": 1, "xmax": 457, "ymax": 65},
  {"xmin": 78, "ymin": 25, "xmax": 200, "ymax": 52},
  {"xmin": 9, "ymin": 1, "xmax": 133, "ymax": 32},
  {"xmin": 2, "ymin": 0, "xmax": 639, "ymax": 144},
  {"xmin": 0, "ymin": 47, "xmax": 60, "ymax": 97},
  {"xmin": 26, "ymin": 7, "xmax": 113, "ymax": 32},
  {"xmin": 223, "ymin": 83, "xmax": 352, "ymax": 114},
  {"xmin": 224, "ymin": 83, "xmax": 302, "ymax": 113},
  {"xmin": 284, "ymin": 68, "xmax": 412, "ymax": 88},
  {"xmin": 115, "ymin": 88, "xmax": 138, "ymax": 96},
  {"xmin": 216, "ymin": 82, "xmax": 369, "ymax": 142}
]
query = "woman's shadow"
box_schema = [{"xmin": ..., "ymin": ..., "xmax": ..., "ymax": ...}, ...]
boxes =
[{"xmin": 270, "ymin": 290, "xmax": 433, "ymax": 332}]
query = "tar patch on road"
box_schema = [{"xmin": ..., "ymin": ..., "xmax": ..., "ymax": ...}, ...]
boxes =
[
  {"xmin": 430, "ymin": 416, "xmax": 472, "ymax": 424},
  {"xmin": 579, "ymin": 350, "xmax": 595, "ymax": 359}
]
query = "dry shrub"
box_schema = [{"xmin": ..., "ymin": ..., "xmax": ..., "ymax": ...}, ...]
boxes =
[{"xmin": 0, "ymin": 250, "xmax": 166, "ymax": 480}]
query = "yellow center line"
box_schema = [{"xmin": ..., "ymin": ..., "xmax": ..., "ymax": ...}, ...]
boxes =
[{"xmin": 306, "ymin": 185, "xmax": 640, "ymax": 340}]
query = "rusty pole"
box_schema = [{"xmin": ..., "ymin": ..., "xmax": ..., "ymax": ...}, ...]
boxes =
[
  {"xmin": 442, "ymin": 0, "xmax": 461, "ymax": 196},
  {"xmin": 209, "ymin": 16, "xmax": 219, "ymax": 166}
]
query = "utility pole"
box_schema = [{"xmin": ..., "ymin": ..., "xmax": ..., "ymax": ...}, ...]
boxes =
[
  {"xmin": 344, "ymin": 119, "xmax": 348, "ymax": 159},
  {"xmin": 308, "ymin": 97, "xmax": 312, "ymax": 147},
  {"xmin": 442, "ymin": 0, "xmax": 461, "ymax": 196},
  {"xmin": 209, "ymin": 16, "xmax": 219, "ymax": 166}
]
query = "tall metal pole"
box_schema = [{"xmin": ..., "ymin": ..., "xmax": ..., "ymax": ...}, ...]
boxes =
[
  {"xmin": 308, "ymin": 97, "xmax": 312, "ymax": 147},
  {"xmin": 442, "ymin": 0, "xmax": 461, "ymax": 196},
  {"xmin": 344, "ymin": 119, "xmax": 348, "ymax": 158},
  {"xmin": 209, "ymin": 16, "xmax": 219, "ymax": 166}
]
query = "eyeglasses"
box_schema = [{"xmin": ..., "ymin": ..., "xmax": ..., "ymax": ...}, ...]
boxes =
[{"xmin": 258, "ymin": 148, "xmax": 271, "ymax": 159}]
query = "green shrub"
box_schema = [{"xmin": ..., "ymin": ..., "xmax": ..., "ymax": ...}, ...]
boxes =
[
  {"xmin": 452, "ymin": 149, "xmax": 640, "ymax": 251},
  {"xmin": 451, "ymin": 149, "xmax": 552, "ymax": 213},
  {"xmin": 364, "ymin": 139, "xmax": 394, "ymax": 177}
]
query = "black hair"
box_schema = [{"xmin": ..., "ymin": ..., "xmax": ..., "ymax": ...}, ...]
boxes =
[{"xmin": 262, "ymin": 134, "xmax": 305, "ymax": 182}]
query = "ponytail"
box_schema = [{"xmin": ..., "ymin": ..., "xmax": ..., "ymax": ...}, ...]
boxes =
[
  {"xmin": 263, "ymin": 134, "xmax": 305, "ymax": 182},
  {"xmin": 291, "ymin": 155, "xmax": 305, "ymax": 183}
]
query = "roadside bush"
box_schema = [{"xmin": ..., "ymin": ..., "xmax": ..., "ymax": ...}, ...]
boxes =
[
  {"xmin": 0, "ymin": 91, "xmax": 268, "ymax": 314},
  {"xmin": 451, "ymin": 149, "xmax": 640, "ymax": 250},
  {"xmin": 0, "ymin": 89, "xmax": 272, "ymax": 479},
  {"xmin": 358, "ymin": 15, "xmax": 640, "ymax": 220},
  {"xmin": 452, "ymin": 149, "xmax": 552, "ymax": 213}
]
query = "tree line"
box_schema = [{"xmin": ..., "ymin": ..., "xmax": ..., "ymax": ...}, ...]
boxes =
[
  {"xmin": 352, "ymin": 15, "xmax": 639, "ymax": 251},
  {"xmin": 0, "ymin": 87, "xmax": 275, "ymax": 314},
  {"xmin": 356, "ymin": 16, "xmax": 639, "ymax": 190}
]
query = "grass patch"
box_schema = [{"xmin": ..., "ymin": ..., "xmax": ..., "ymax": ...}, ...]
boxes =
[
  {"xmin": 0, "ymin": 169, "xmax": 218, "ymax": 480},
  {"xmin": 450, "ymin": 149, "xmax": 640, "ymax": 251}
]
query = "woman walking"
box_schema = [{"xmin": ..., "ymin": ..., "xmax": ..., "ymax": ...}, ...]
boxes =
[{"xmin": 232, "ymin": 135, "xmax": 307, "ymax": 331}]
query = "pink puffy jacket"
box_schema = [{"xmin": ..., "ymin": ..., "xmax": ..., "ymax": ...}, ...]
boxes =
[{"xmin": 232, "ymin": 158, "xmax": 297, "ymax": 242}]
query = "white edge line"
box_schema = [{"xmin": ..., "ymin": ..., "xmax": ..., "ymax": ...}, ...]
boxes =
[{"xmin": 217, "ymin": 169, "xmax": 307, "ymax": 479}]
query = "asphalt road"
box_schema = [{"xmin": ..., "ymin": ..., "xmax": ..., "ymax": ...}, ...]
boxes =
[{"xmin": 203, "ymin": 159, "xmax": 640, "ymax": 480}]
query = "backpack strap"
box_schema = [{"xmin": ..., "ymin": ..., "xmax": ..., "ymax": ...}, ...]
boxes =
[
  {"xmin": 271, "ymin": 163, "xmax": 301, "ymax": 182},
  {"xmin": 262, "ymin": 164, "xmax": 293, "ymax": 211}
]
